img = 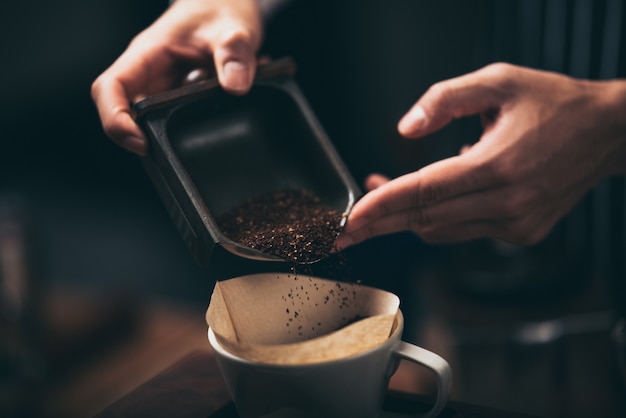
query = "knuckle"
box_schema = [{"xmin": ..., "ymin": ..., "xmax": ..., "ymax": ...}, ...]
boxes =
[
  {"xmin": 102, "ymin": 112, "xmax": 127, "ymax": 140},
  {"xmin": 219, "ymin": 27, "xmax": 256, "ymax": 51},
  {"xmin": 90, "ymin": 75, "xmax": 108, "ymax": 103},
  {"xmin": 414, "ymin": 177, "xmax": 443, "ymax": 206},
  {"xmin": 484, "ymin": 62, "xmax": 511, "ymax": 74},
  {"xmin": 409, "ymin": 208, "xmax": 433, "ymax": 230},
  {"xmin": 481, "ymin": 62, "xmax": 520, "ymax": 91},
  {"xmin": 427, "ymin": 81, "xmax": 456, "ymax": 113},
  {"xmin": 483, "ymin": 62, "xmax": 515, "ymax": 80},
  {"xmin": 373, "ymin": 196, "xmax": 393, "ymax": 219},
  {"xmin": 90, "ymin": 79, "xmax": 100, "ymax": 102},
  {"xmin": 427, "ymin": 81, "xmax": 449, "ymax": 101}
]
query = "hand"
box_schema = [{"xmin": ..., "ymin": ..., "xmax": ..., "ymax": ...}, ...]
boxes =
[
  {"xmin": 336, "ymin": 63, "xmax": 626, "ymax": 248},
  {"xmin": 91, "ymin": 0, "xmax": 263, "ymax": 155}
]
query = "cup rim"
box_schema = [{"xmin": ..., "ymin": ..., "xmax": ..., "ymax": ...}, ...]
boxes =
[{"xmin": 208, "ymin": 310, "xmax": 404, "ymax": 368}]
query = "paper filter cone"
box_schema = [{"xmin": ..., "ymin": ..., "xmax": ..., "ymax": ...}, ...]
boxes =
[{"xmin": 206, "ymin": 273, "xmax": 400, "ymax": 365}]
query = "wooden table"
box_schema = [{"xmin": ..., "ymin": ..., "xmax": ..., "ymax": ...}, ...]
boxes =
[{"xmin": 94, "ymin": 350, "xmax": 542, "ymax": 418}]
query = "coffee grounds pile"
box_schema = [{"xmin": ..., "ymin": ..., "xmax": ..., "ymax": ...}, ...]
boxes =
[{"xmin": 217, "ymin": 189, "xmax": 344, "ymax": 264}]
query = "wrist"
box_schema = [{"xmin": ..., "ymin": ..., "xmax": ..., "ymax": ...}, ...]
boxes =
[{"xmin": 598, "ymin": 79, "xmax": 626, "ymax": 177}]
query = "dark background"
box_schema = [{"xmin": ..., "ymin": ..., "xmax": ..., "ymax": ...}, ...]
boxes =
[
  {"xmin": 1, "ymin": 1, "xmax": 625, "ymax": 417},
  {"xmin": 0, "ymin": 0, "xmax": 486, "ymax": 329},
  {"xmin": 0, "ymin": 0, "xmax": 485, "ymax": 305}
]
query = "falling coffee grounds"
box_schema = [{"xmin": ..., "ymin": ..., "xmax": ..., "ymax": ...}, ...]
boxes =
[
  {"xmin": 217, "ymin": 189, "xmax": 344, "ymax": 264},
  {"xmin": 280, "ymin": 275, "xmax": 362, "ymax": 338}
]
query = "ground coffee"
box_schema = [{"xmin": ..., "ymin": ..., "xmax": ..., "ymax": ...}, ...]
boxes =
[{"xmin": 217, "ymin": 189, "xmax": 344, "ymax": 264}]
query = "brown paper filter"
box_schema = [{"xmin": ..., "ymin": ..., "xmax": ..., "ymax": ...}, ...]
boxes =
[{"xmin": 206, "ymin": 273, "xmax": 400, "ymax": 365}]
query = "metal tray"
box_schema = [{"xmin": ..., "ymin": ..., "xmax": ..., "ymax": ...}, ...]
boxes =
[{"xmin": 133, "ymin": 58, "xmax": 361, "ymax": 266}]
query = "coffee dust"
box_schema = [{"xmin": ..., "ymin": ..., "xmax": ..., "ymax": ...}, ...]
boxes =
[
  {"xmin": 217, "ymin": 189, "xmax": 344, "ymax": 264},
  {"xmin": 279, "ymin": 274, "xmax": 361, "ymax": 338}
]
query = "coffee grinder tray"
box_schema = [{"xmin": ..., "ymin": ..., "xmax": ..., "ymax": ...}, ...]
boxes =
[{"xmin": 133, "ymin": 58, "xmax": 361, "ymax": 266}]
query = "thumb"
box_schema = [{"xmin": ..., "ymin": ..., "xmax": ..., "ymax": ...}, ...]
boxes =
[
  {"xmin": 213, "ymin": 30, "xmax": 259, "ymax": 95},
  {"xmin": 398, "ymin": 65, "xmax": 510, "ymax": 138}
]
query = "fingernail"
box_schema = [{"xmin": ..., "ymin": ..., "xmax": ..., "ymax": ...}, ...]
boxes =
[
  {"xmin": 398, "ymin": 105, "xmax": 426, "ymax": 134},
  {"xmin": 334, "ymin": 234, "xmax": 353, "ymax": 250},
  {"xmin": 223, "ymin": 60, "xmax": 250, "ymax": 93}
]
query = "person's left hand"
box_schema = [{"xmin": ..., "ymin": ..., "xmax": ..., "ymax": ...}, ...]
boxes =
[
  {"xmin": 336, "ymin": 63, "xmax": 626, "ymax": 248},
  {"xmin": 91, "ymin": 0, "xmax": 263, "ymax": 156}
]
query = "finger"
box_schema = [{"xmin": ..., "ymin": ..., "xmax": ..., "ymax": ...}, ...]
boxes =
[
  {"xmin": 336, "ymin": 211, "xmax": 414, "ymax": 249},
  {"xmin": 344, "ymin": 154, "xmax": 500, "ymax": 234},
  {"xmin": 398, "ymin": 65, "xmax": 511, "ymax": 138},
  {"xmin": 341, "ymin": 184, "xmax": 522, "ymax": 244},
  {"xmin": 336, "ymin": 216, "xmax": 499, "ymax": 248},
  {"xmin": 91, "ymin": 76, "xmax": 148, "ymax": 156},
  {"xmin": 213, "ymin": 30, "xmax": 258, "ymax": 94},
  {"xmin": 337, "ymin": 208, "xmax": 523, "ymax": 248},
  {"xmin": 336, "ymin": 206, "xmax": 504, "ymax": 247},
  {"xmin": 364, "ymin": 173, "xmax": 390, "ymax": 191}
]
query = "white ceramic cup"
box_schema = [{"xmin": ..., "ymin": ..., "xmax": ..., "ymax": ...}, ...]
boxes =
[{"xmin": 208, "ymin": 310, "xmax": 452, "ymax": 418}]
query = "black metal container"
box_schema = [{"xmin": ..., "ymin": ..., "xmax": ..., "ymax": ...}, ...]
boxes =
[{"xmin": 133, "ymin": 58, "xmax": 361, "ymax": 266}]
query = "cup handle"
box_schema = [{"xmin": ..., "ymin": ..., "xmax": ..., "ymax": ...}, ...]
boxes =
[{"xmin": 386, "ymin": 341, "xmax": 452, "ymax": 418}]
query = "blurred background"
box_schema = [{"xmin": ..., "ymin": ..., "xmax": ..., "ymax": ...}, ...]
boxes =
[{"xmin": 0, "ymin": 0, "xmax": 625, "ymax": 417}]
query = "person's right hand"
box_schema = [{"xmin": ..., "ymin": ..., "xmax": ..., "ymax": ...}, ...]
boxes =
[
  {"xmin": 91, "ymin": 0, "xmax": 263, "ymax": 155},
  {"xmin": 336, "ymin": 63, "xmax": 626, "ymax": 248}
]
